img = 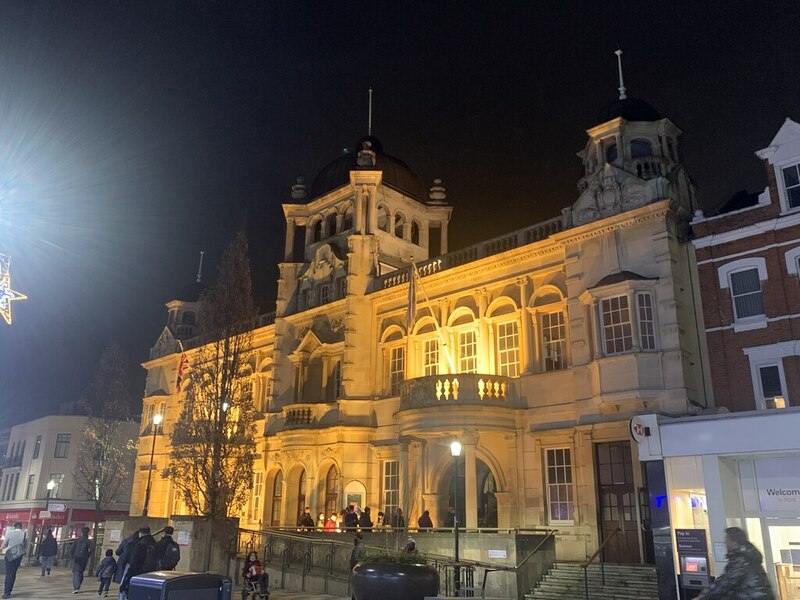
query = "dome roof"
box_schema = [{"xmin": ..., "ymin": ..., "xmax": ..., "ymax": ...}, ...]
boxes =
[
  {"xmin": 309, "ymin": 136, "xmax": 427, "ymax": 201},
  {"xmin": 174, "ymin": 281, "xmax": 206, "ymax": 302},
  {"xmin": 598, "ymin": 97, "xmax": 660, "ymax": 123}
]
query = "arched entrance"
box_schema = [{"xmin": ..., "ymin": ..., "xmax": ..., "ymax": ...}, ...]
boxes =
[{"xmin": 444, "ymin": 458, "xmax": 498, "ymax": 529}]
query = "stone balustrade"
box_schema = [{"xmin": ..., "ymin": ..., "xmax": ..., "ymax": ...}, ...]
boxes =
[{"xmin": 399, "ymin": 373, "xmax": 518, "ymax": 411}]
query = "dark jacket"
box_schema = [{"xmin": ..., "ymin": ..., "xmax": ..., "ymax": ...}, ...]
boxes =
[
  {"xmin": 349, "ymin": 541, "xmax": 366, "ymax": 569},
  {"xmin": 121, "ymin": 534, "xmax": 156, "ymax": 590},
  {"xmin": 114, "ymin": 532, "xmax": 139, "ymax": 583},
  {"xmin": 70, "ymin": 535, "xmax": 94, "ymax": 571},
  {"xmin": 344, "ymin": 511, "xmax": 359, "ymax": 529},
  {"xmin": 358, "ymin": 511, "xmax": 373, "ymax": 531},
  {"xmin": 418, "ymin": 513, "xmax": 433, "ymax": 530},
  {"xmin": 95, "ymin": 556, "xmax": 117, "ymax": 579},
  {"xmin": 39, "ymin": 535, "xmax": 58, "ymax": 558},
  {"xmin": 699, "ymin": 542, "xmax": 775, "ymax": 600},
  {"xmin": 153, "ymin": 534, "xmax": 180, "ymax": 570}
]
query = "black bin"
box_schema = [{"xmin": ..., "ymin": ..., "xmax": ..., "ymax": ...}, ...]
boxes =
[{"xmin": 128, "ymin": 571, "xmax": 232, "ymax": 600}]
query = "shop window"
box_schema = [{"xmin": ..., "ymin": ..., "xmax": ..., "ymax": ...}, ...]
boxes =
[
  {"xmin": 545, "ymin": 448, "xmax": 574, "ymax": 523},
  {"xmin": 541, "ymin": 311, "xmax": 567, "ymax": 371},
  {"xmin": 497, "ymin": 321, "xmax": 520, "ymax": 377},
  {"xmin": 759, "ymin": 365, "xmax": 787, "ymax": 409},
  {"xmin": 389, "ymin": 346, "xmax": 405, "ymax": 395},
  {"xmin": 600, "ymin": 296, "xmax": 633, "ymax": 354},
  {"xmin": 423, "ymin": 339, "xmax": 439, "ymax": 376},
  {"xmin": 383, "ymin": 461, "xmax": 399, "ymax": 519},
  {"xmin": 783, "ymin": 164, "xmax": 800, "ymax": 209},
  {"xmin": 458, "ymin": 330, "xmax": 478, "ymax": 374},
  {"xmin": 54, "ymin": 433, "xmax": 71, "ymax": 458}
]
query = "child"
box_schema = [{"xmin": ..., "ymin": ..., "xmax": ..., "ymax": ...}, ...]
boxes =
[{"xmin": 95, "ymin": 548, "xmax": 117, "ymax": 597}]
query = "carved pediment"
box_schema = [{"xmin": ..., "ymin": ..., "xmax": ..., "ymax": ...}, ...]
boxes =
[{"xmin": 573, "ymin": 164, "xmax": 653, "ymax": 226}]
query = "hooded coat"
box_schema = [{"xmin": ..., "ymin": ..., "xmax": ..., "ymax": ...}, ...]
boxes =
[{"xmin": 698, "ymin": 541, "xmax": 775, "ymax": 600}]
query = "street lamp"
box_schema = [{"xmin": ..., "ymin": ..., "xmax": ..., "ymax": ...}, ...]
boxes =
[
  {"xmin": 39, "ymin": 479, "xmax": 56, "ymax": 551},
  {"xmin": 450, "ymin": 440, "xmax": 462, "ymax": 597},
  {"xmin": 142, "ymin": 413, "xmax": 163, "ymax": 517}
]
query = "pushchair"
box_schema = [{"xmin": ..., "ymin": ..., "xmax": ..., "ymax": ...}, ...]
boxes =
[{"xmin": 242, "ymin": 572, "xmax": 269, "ymax": 600}]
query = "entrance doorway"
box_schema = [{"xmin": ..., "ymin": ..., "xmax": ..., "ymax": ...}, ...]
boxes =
[
  {"xmin": 595, "ymin": 441, "xmax": 642, "ymax": 563},
  {"xmin": 444, "ymin": 458, "xmax": 498, "ymax": 529}
]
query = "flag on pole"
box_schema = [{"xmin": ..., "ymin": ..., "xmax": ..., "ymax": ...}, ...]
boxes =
[
  {"xmin": 176, "ymin": 351, "xmax": 189, "ymax": 393},
  {"xmin": 406, "ymin": 263, "xmax": 417, "ymax": 331}
]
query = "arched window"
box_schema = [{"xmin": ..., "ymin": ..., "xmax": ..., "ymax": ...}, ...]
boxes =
[
  {"xmin": 377, "ymin": 205, "xmax": 389, "ymax": 232},
  {"xmin": 271, "ymin": 471, "xmax": 283, "ymax": 526},
  {"xmin": 297, "ymin": 470, "xmax": 307, "ymax": 524},
  {"xmin": 325, "ymin": 466, "xmax": 339, "ymax": 517},
  {"xmin": 326, "ymin": 213, "xmax": 337, "ymax": 237},
  {"xmin": 181, "ymin": 312, "xmax": 196, "ymax": 325},
  {"xmin": 630, "ymin": 139, "xmax": 653, "ymax": 159},
  {"xmin": 343, "ymin": 207, "xmax": 354, "ymax": 231},
  {"xmin": 411, "ymin": 221, "xmax": 420, "ymax": 245},
  {"xmin": 312, "ymin": 219, "xmax": 323, "ymax": 243},
  {"xmin": 605, "ymin": 143, "xmax": 618, "ymax": 163},
  {"xmin": 394, "ymin": 214, "xmax": 405, "ymax": 238}
]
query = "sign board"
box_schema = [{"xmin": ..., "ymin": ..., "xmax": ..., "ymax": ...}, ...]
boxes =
[
  {"xmin": 755, "ymin": 458, "xmax": 800, "ymax": 513},
  {"xmin": 39, "ymin": 511, "xmax": 51, "ymax": 519},
  {"xmin": 109, "ymin": 530, "xmax": 121, "ymax": 543},
  {"xmin": 675, "ymin": 529, "xmax": 708, "ymax": 554},
  {"xmin": 676, "ymin": 529, "xmax": 710, "ymax": 589},
  {"xmin": 629, "ymin": 416, "xmax": 648, "ymax": 443},
  {"xmin": 487, "ymin": 550, "xmax": 507, "ymax": 559},
  {"xmin": 176, "ymin": 530, "xmax": 190, "ymax": 546},
  {"xmin": 48, "ymin": 503, "xmax": 67, "ymax": 513}
]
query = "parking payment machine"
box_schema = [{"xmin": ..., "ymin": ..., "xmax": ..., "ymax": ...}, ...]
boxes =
[{"xmin": 676, "ymin": 529, "xmax": 710, "ymax": 595}]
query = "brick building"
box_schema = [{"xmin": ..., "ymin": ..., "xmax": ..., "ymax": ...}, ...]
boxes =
[{"xmin": 692, "ymin": 118, "xmax": 800, "ymax": 411}]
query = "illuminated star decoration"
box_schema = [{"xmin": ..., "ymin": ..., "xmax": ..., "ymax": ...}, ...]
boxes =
[{"xmin": 0, "ymin": 253, "xmax": 26, "ymax": 325}]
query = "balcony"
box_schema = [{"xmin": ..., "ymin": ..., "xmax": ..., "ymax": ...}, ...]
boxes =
[
  {"xmin": 280, "ymin": 403, "xmax": 338, "ymax": 430},
  {"xmin": 399, "ymin": 374, "xmax": 519, "ymax": 411}
]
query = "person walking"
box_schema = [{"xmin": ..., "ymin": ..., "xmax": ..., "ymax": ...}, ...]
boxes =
[
  {"xmin": 71, "ymin": 526, "xmax": 95, "ymax": 594},
  {"xmin": 2, "ymin": 521, "xmax": 27, "ymax": 598},
  {"xmin": 153, "ymin": 526, "xmax": 180, "ymax": 571},
  {"xmin": 348, "ymin": 532, "xmax": 366, "ymax": 600},
  {"xmin": 120, "ymin": 527, "xmax": 156, "ymax": 597},
  {"xmin": 114, "ymin": 528, "xmax": 142, "ymax": 592},
  {"xmin": 39, "ymin": 528, "xmax": 58, "ymax": 576},
  {"xmin": 696, "ymin": 527, "xmax": 775, "ymax": 599},
  {"xmin": 95, "ymin": 548, "xmax": 117, "ymax": 597}
]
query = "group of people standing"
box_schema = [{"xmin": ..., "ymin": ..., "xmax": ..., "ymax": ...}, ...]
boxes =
[
  {"xmin": 298, "ymin": 505, "xmax": 408, "ymax": 533},
  {"xmin": 0, "ymin": 522, "xmax": 180, "ymax": 599}
]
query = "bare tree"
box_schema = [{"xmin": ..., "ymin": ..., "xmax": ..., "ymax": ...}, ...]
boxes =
[
  {"xmin": 163, "ymin": 230, "xmax": 259, "ymax": 521},
  {"xmin": 73, "ymin": 343, "xmax": 136, "ymax": 546}
]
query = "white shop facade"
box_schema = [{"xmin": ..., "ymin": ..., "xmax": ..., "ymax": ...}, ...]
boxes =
[{"xmin": 634, "ymin": 408, "xmax": 800, "ymax": 599}]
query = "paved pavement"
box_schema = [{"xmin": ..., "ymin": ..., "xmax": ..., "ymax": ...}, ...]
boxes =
[{"xmin": 2, "ymin": 565, "xmax": 347, "ymax": 600}]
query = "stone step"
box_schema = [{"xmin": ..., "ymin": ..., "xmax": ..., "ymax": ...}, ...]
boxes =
[{"xmin": 528, "ymin": 562, "xmax": 659, "ymax": 600}]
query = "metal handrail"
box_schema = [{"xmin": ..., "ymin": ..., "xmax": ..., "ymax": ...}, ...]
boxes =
[
  {"xmin": 581, "ymin": 527, "xmax": 621, "ymax": 600},
  {"xmin": 516, "ymin": 529, "xmax": 557, "ymax": 570}
]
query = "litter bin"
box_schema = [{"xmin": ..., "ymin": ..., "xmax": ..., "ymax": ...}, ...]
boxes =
[{"xmin": 128, "ymin": 571, "xmax": 232, "ymax": 600}]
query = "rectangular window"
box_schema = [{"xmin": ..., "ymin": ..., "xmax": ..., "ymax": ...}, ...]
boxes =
[
  {"xmin": 320, "ymin": 284, "xmax": 330, "ymax": 305},
  {"xmin": 545, "ymin": 448, "xmax": 574, "ymax": 523},
  {"xmin": 251, "ymin": 472, "xmax": 263, "ymax": 521},
  {"xmin": 600, "ymin": 296, "xmax": 633, "ymax": 354},
  {"xmin": 730, "ymin": 269, "xmax": 765, "ymax": 319},
  {"xmin": 759, "ymin": 365, "xmax": 786, "ymax": 409},
  {"xmin": 33, "ymin": 435, "xmax": 42, "ymax": 459},
  {"xmin": 497, "ymin": 321, "xmax": 520, "ymax": 377},
  {"xmin": 423, "ymin": 339, "xmax": 439, "ymax": 376},
  {"xmin": 10, "ymin": 473, "xmax": 20, "ymax": 500},
  {"xmin": 332, "ymin": 360, "xmax": 343, "ymax": 399},
  {"xmin": 783, "ymin": 164, "xmax": 800, "ymax": 208},
  {"xmin": 637, "ymin": 293, "xmax": 656, "ymax": 350},
  {"xmin": 143, "ymin": 403, "xmax": 154, "ymax": 432},
  {"xmin": 25, "ymin": 474, "xmax": 34, "ymax": 500},
  {"xmin": 458, "ymin": 330, "xmax": 478, "ymax": 374},
  {"xmin": 541, "ymin": 311, "xmax": 567, "ymax": 371},
  {"xmin": 383, "ymin": 461, "xmax": 400, "ymax": 518},
  {"xmin": 49, "ymin": 473, "xmax": 64, "ymax": 497},
  {"xmin": 54, "ymin": 433, "xmax": 71, "ymax": 458},
  {"xmin": 339, "ymin": 278, "xmax": 347, "ymax": 298},
  {"xmin": 1, "ymin": 475, "xmax": 8, "ymax": 501},
  {"xmin": 389, "ymin": 347, "xmax": 405, "ymax": 395}
]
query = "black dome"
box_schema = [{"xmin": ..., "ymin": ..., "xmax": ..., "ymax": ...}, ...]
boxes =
[
  {"xmin": 598, "ymin": 98, "xmax": 660, "ymax": 123},
  {"xmin": 174, "ymin": 281, "xmax": 206, "ymax": 302},
  {"xmin": 309, "ymin": 136, "xmax": 427, "ymax": 201}
]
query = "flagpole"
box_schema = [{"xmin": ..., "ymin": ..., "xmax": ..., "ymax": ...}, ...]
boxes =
[{"xmin": 410, "ymin": 261, "xmax": 457, "ymax": 374}]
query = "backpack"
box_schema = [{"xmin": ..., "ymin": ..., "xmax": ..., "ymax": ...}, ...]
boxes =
[
  {"xmin": 141, "ymin": 542, "xmax": 159, "ymax": 573},
  {"xmin": 161, "ymin": 540, "xmax": 180, "ymax": 570},
  {"xmin": 99, "ymin": 559, "xmax": 116, "ymax": 579}
]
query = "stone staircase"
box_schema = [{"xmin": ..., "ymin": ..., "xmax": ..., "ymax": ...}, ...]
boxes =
[{"xmin": 526, "ymin": 562, "xmax": 659, "ymax": 600}]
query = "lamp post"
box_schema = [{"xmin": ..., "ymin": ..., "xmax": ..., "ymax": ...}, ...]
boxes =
[
  {"xmin": 142, "ymin": 413, "xmax": 163, "ymax": 517},
  {"xmin": 450, "ymin": 440, "xmax": 462, "ymax": 597}
]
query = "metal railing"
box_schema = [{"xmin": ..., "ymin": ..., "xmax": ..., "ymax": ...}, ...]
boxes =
[{"xmin": 581, "ymin": 527, "xmax": 621, "ymax": 599}]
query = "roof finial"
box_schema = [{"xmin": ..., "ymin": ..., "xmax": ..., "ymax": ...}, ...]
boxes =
[
  {"xmin": 196, "ymin": 251, "xmax": 205, "ymax": 283},
  {"xmin": 614, "ymin": 48, "xmax": 627, "ymax": 100},
  {"xmin": 368, "ymin": 87, "xmax": 373, "ymax": 136}
]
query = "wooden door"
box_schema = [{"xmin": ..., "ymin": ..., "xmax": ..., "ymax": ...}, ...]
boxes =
[{"xmin": 595, "ymin": 441, "xmax": 642, "ymax": 564}]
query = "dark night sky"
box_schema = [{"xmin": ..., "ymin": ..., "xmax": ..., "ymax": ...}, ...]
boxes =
[{"xmin": 0, "ymin": 1, "xmax": 798, "ymax": 425}]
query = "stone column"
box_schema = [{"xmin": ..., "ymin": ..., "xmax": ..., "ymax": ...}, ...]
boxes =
[
  {"xmin": 284, "ymin": 218, "xmax": 295, "ymax": 261},
  {"xmin": 589, "ymin": 299, "xmax": 602, "ymax": 358},
  {"xmin": 464, "ymin": 435, "xmax": 478, "ymax": 529},
  {"xmin": 420, "ymin": 223, "xmax": 429, "ymax": 249},
  {"xmin": 355, "ymin": 191, "xmax": 364, "ymax": 234},
  {"xmin": 440, "ymin": 220, "xmax": 449, "ymax": 254},
  {"xmin": 305, "ymin": 222, "xmax": 314, "ymax": 246},
  {"xmin": 399, "ymin": 441, "xmax": 410, "ymax": 520},
  {"xmin": 403, "ymin": 221, "xmax": 412, "ymax": 241},
  {"xmin": 529, "ymin": 309, "xmax": 540, "ymax": 372},
  {"xmin": 516, "ymin": 277, "xmax": 532, "ymax": 373},
  {"xmin": 476, "ymin": 288, "xmax": 490, "ymax": 373},
  {"xmin": 366, "ymin": 187, "xmax": 377, "ymax": 234},
  {"xmin": 321, "ymin": 356, "xmax": 329, "ymax": 401}
]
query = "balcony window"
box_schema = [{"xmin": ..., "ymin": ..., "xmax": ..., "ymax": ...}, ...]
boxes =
[
  {"xmin": 497, "ymin": 321, "xmax": 520, "ymax": 377},
  {"xmin": 389, "ymin": 347, "xmax": 405, "ymax": 395},
  {"xmin": 783, "ymin": 164, "xmax": 800, "ymax": 209},
  {"xmin": 600, "ymin": 296, "xmax": 633, "ymax": 355},
  {"xmin": 458, "ymin": 331, "xmax": 478, "ymax": 374},
  {"xmin": 541, "ymin": 311, "xmax": 567, "ymax": 371},
  {"xmin": 423, "ymin": 339, "xmax": 439, "ymax": 376}
]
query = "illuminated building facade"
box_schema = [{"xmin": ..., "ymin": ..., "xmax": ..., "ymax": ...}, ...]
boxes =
[{"xmin": 132, "ymin": 96, "xmax": 711, "ymax": 563}]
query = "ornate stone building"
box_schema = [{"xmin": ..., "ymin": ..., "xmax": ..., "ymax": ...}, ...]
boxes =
[{"xmin": 132, "ymin": 94, "xmax": 711, "ymax": 563}]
